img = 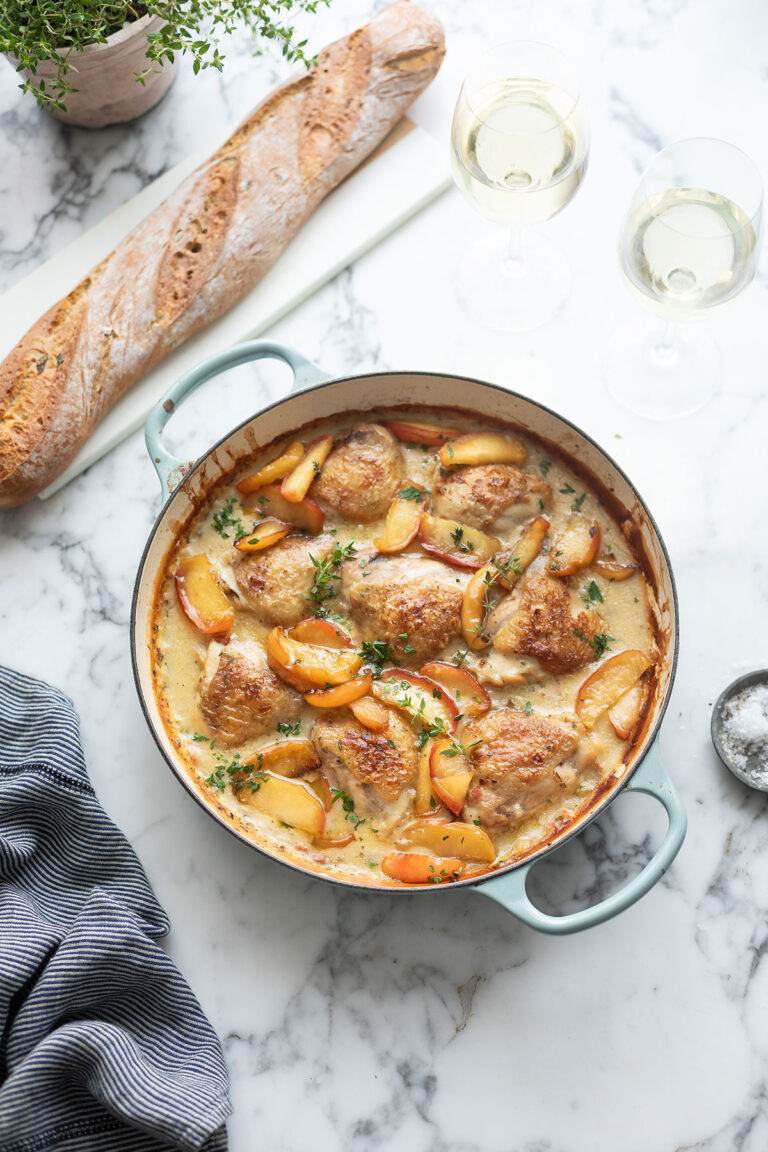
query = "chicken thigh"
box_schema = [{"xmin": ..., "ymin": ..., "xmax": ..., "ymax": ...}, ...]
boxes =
[
  {"xmin": 200, "ymin": 648, "xmax": 301, "ymax": 745},
  {"xmin": 232, "ymin": 533, "xmax": 334, "ymax": 627},
  {"xmin": 313, "ymin": 423, "xmax": 405, "ymax": 523},
  {"xmin": 433, "ymin": 464, "xmax": 551, "ymax": 532}
]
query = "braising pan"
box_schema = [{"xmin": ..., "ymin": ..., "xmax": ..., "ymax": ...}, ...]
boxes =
[{"xmin": 131, "ymin": 339, "xmax": 686, "ymax": 934}]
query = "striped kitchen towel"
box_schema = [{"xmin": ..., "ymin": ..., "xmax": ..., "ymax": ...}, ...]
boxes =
[{"xmin": 0, "ymin": 666, "xmax": 231, "ymax": 1151}]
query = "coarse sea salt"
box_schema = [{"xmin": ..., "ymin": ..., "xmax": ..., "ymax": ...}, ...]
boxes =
[{"xmin": 720, "ymin": 682, "xmax": 768, "ymax": 785}]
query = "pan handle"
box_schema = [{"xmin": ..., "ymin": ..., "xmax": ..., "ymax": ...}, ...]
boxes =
[
  {"xmin": 474, "ymin": 739, "xmax": 686, "ymax": 935},
  {"xmin": 144, "ymin": 339, "xmax": 330, "ymax": 500}
]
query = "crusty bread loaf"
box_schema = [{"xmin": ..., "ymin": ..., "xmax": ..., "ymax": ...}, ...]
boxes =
[{"xmin": 0, "ymin": 2, "xmax": 444, "ymax": 506}]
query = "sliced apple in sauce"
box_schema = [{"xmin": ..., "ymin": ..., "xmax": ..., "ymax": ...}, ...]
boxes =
[
  {"xmin": 493, "ymin": 515, "xmax": 550, "ymax": 591},
  {"xmin": 236, "ymin": 441, "xmax": 305, "ymax": 495},
  {"xmin": 431, "ymin": 773, "xmax": 474, "ymax": 816},
  {"xmin": 595, "ymin": 555, "xmax": 638, "ymax": 581},
  {"xmin": 290, "ymin": 617, "xmax": 355, "ymax": 649},
  {"xmin": 242, "ymin": 739, "xmax": 319, "ymax": 778},
  {"xmin": 371, "ymin": 669, "xmax": 458, "ymax": 732},
  {"xmin": 381, "ymin": 852, "xmax": 465, "ymax": 884},
  {"xmin": 429, "ymin": 736, "xmax": 471, "ymax": 780},
  {"xmin": 304, "ymin": 673, "xmax": 373, "ymax": 708},
  {"xmin": 266, "ymin": 627, "xmax": 362, "ymax": 690},
  {"xmin": 384, "ymin": 420, "xmax": 461, "ymax": 446},
  {"xmin": 548, "ymin": 516, "xmax": 601, "ymax": 577},
  {"xmin": 438, "ymin": 431, "xmax": 526, "ymax": 469},
  {"xmin": 349, "ymin": 696, "xmax": 389, "ymax": 732},
  {"xmin": 373, "ymin": 485, "xmax": 427, "ymax": 553},
  {"xmin": 280, "ymin": 435, "xmax": 334, "ymax": 503},
  {"xmin": 241, "ymin": 772, "xmax": 326, "ymax": 835},
  {"xmin": 460, "ymin": 563, "xmax": 501, "ymax": 650},
  {"xmin": 607, "ymin": 681, "xmax": 646, "ymax": 739},
  {"xmin": 399, "ymin": 821, "xmax": 495, "ymax": 864},
  {"xmin": 175, "ymin": 554, "xmax": 235, "ymax": 635},
  {"xmin": 246, "ymin": 483, "xmax": 325, "ymax": 534},
  {"xmin": 575, "ymin": 649, "xmax": 652, "ymax": 729},
  {"xmin": 417, "ymin": 514, "xmax": 501, "ymax": 570},
  {"xmin": 233, "ymin": 518, "xmax": 292, "ymax": 553},
  {"xmin": 415, "ymin": 739, "xmax": 436, "ymax": 815},
  {"xmin": 418, "ymin": 661, "xmax": 491, "ymax": 718},
  {"xmin": 314, "ymin": 833, "xmax": 355, "ymax": 849}
]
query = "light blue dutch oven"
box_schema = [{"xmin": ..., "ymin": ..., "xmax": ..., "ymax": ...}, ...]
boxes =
[{"xmin": 131, "ymin": 339, "xmax": 686, "ymax": 935}]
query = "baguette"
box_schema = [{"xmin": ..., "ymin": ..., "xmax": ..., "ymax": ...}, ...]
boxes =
[{"xmin": 0, "ymin": 1, "xmax": 444, "ymax": 506}]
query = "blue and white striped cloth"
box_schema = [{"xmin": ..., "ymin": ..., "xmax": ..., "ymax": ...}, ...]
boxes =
[{"xmin": 0, "ymin": 666, "xmax": 231, "ymax": 1151}]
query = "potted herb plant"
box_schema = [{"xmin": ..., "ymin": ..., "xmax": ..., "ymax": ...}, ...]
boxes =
[{"xmin": 1, "ymin": 1, "xmax": 326, "ymax": 129}]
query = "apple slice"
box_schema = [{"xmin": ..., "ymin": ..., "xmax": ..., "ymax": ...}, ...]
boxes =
[
  {"xmin": 414, "ymin": 739, "xmax": 436, "ymax": 815},
  {"xmin": 460, "ymin": 563, "xmax": 503, "ymax": 650},
  {"xmin": 307, "ymin": 771, "xmax": 334, "ymax": 812},
  {"xmin": 280, "ymin": 435, "xmax": 334, "ymax": 503},
  {"xmin": 492, "ymin": 515, "xmax": 550, "ymax": 591},
  {"xmin": 595, "ymin": 555, "xmax": 638, "ymax": 581},
  {"xmin": 431, "ymin": 773, "xmax": 474, "ymax": 816},
  {"xmin": 548, "ymin": 516, "xmax": 602, "ymax": 577},
  {"xmin": 242, "ymin": 772, "xmax": 326, "ymax": 835},
  {"xmin": 373, "ymin": 484, "xmax": 427, "ymax": 553},
  {"xmin": 417, "ymin": 514, "xmax": 501, "ymax": 570},
  {"xmin": 266, "ymin": 627, "xmax": 362, "ymax": 689},
  {"xmin": 384, "ymin": 420, "xmax": 460, "ymax": 446},
  {"xmin": 371, "ymin": 669, "xmax": 458, "ymax": 732},
  {"xmin": 439, "ymin": 431, "xmax": 526, "ymax": 469},
  {"xmin": 608, "ymin": 681, "xmax": 646, "ymax": 739},
  {"xmin": 289, "ymin": 617, "xmax": 355, "ymax": 649},
  {"xmin": 242, "ymin": 739, "xmax": 319, "ymax": 778},
  {"xmin": 575, "ymin": 649, "xmax": 652, "ymax": 729},
  {"xmin": 236, "ymin": 441, "xmax": 305, "ymax": 495},
  {"xmin": 349, "ymin": 696, "xmax": 389, "ymax": 732},
  {"xmin": 418, "ymin": 661, "xmax": 491, "ymax": 718},
  {"xmin": 233, "ymin": 518, "xmax": 292, "ymax": 553},
  {"xmin": 381, "ymin": 852, "xmax": 465, "ymax": 884},
  {"xmin": 175, "ymin": 555, "xmax": 235, "ymax": 635},
  {"xmin": 429, "ymin": 736, "xmax": 472, "ymax": 780},
  {"xmin": 246, "ymin": 484, "xmax": 324, "ymax": 534},
  {"xmin": 399, "ymin": 821, "xmax": 495, "ymax": 864},
  {"xmin": 314, "ymin": 833, "xmax": 355, "ymax": 849},
  {"xmin": 304, "ymin": 673, "xmax": 372, "ymax": 708}
]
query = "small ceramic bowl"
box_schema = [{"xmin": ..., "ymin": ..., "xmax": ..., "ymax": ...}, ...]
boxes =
[{"xmin": 711, "ymin": 670, "xmax": 768, "ymax": 792}]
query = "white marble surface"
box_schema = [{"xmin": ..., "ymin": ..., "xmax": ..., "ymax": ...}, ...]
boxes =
[{"xmin": 2, "ymin": 1, "xmax": 768, "ymax": 1149}]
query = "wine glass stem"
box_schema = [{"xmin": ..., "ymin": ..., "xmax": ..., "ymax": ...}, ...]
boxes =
[
  {"xmin": 653, "ymin": 319, "xmax": 679, "ymax": 365},
  {"xmin": 503, "ymin": 228, "xmax": 526, "ymax": 279}
]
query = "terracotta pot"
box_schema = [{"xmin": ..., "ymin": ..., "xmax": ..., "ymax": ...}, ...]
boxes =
[{"xmin": 12, "ymin": 14, "xmax": 178, "ymax": 129}]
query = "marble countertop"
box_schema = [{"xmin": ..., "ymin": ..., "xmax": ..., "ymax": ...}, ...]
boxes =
[{"xmin": 2, "ymin": 1, "xmax": 768, "ymax": 1149}]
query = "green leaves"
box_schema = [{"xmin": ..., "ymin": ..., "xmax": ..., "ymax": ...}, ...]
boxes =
[{"xmin": 2, "ymin": 0, "xmax": 330, "ymax": 111}]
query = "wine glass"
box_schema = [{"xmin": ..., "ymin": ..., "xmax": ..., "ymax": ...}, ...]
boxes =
[
  {"xmin": 604, "ymin": 138, "xmax": 763, "ymax": 420},
  {"xmin": 450, "ymin": 41, "xmax": 589, "ymax": 333}
]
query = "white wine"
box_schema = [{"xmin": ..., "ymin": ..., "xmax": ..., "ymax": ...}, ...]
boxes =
[
  {"xmin": 621, "ymin": 187, "xmax": 758, "ymax": 318},
  {"xmin": 450, "ymin": 78, "xmax": 588, "ymax": 227}
]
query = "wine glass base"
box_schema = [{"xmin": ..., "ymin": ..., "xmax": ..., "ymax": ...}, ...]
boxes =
[
  {"xmin": 603, "ymin": 316, "xmax": 721, "ymax": 420},
  {"xmin": 456, "ymin": 231, "xmax": 571, "ymax": 333}
]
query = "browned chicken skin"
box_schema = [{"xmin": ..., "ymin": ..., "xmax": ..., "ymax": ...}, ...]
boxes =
[
  {"xmin": 313, "ymin": 423, "xmax": 405, "ymax": 523},
  {"xmin": 201, "ymin": 651, "xmax": 301, "ymax": 745},
  {"xmin": 340, "ymin": 551, "xmax": 465, "ymax": 664},
  {"xmin": 463, "ymin": 707, "xmax": 586, "ymax": 827},
  {"xmin": 231, "ymin": 533, "xmax": 334, "ymax": 627},
  {"xmin": 492, "ymin": 573, "xmax": 599, "ymax": 674},
  {"xmin": 433, "ymin": 464, "xmax": 551, "ymax": 531},
  {"xmin": 311, "ymin": 709, "xmax": 418, "ymax": 802}
]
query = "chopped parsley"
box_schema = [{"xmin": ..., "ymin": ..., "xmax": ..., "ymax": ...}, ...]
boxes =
[
  {"xmin": 582, "ymin": 580, "xmax": 604, "ymax": 605},
  {"xmin": 539, "ymin": 459, "xmax": 552, "ymax": 476},
  {"xmin": 571, "ymin": 492, "xmax": 587, "ymax": 513},
  {"xmin": 452, "ymin": 650, "xmax": 469, "ymax": 666},
  {"xmin": 573, "ymin": 629, "xmax": 615, "ymax": 659},
  {"xmin": 359, "ymin": 639, "xmax": 397, "ymax": 675},
  {"xmin": 399, "ymin": 485, "xmax": 428, "ymax": 502},
  {"xmin": 277, "ymin": 719, "xmax": 301, "ymax": 737},
  {"xmin": 559, "ymin": 483, "xmax": 575, "ymax": 495},
  {"xmin": 212, "ymin": 496, "xmax": 245, "ymax": 539},
  {"xmin": 398, "ymin": 632, "xmax": 416, "ymax": 655},
  {"xmin": 524, "ymin": 701, "xmax": 533, "ymax": 716},
  {"xmin": 331, "ymin": 788, "xmax": 365, "ymax": 831},
  {"xmin": 309, "ymin": 540, "xmax": 356, "ymax": 604}
]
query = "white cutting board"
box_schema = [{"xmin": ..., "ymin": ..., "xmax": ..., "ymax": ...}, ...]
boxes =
[{"xmin": 0, "ymin": 118, "xmax": 450, "ymax": 499}]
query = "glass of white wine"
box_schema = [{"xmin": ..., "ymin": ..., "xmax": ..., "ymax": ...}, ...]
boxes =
[
  {"xmin": 605, "ymin": 138, "xmax": 763, "ymax": 420},
  {"xmin": 450, "ymin": 41, "xmax": 589, "ymax": 332}
]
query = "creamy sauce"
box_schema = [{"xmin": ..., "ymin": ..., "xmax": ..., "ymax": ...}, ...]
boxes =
[{"xmin": 152, "ymin": 407, "xmax": 657, "ymax": 886}]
